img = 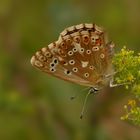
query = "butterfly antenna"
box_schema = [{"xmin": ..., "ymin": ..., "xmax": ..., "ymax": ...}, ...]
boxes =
[
  {"xmin": 80, "ymin": 91, "xmax": 91, "ymax": 119},
  {"xmin": 70, "ymin": 87, "xmax": 89, "ymax": 100},
  {"xmin": 70, "ymin": 92, "xmax": 78, "ymax": 100}
]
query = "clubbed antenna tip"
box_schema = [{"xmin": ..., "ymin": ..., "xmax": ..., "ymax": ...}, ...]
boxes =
[
  {"xmin": 70, "ymin": 96, "xmax": 76, "ymax": 100},
  {"xmin": 80, "ymin": 114, "xmax": 83, "ymax": 119}
]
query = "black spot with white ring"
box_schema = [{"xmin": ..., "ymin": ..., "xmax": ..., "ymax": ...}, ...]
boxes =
[
  {"xmin": 84, "ymin": 73, "xmax": 89, "ymax": 78},
  {"xmin": 72, "ymin": 67, "xmax": 78, "ymax": 72},
  {"xmin": 64, "ymin": 69, "xmax": 71, "ymax": 75},
  {"xmin": 68, "ymin": 51, "xmax": 73, "ymax": 56},
  {"xmin": 53, "ymin": 58, "xmax": 58, "ymax": 64},
  {"xmin": 80, "ymin": 48, "xmax": 85, "ymax": 53},
  {"xmin": 72, "ymin": 48, "xmax": 77, "ymax": 52},
  {"xmin": 50, "ymin": 68, "xmax": 56, "ymax": 72},
  {"xmin": 86, "ymin": 50, "xmax": 91, "ymax": 54},
  {"xmin": 69, "ymin": 60, "xmax": 75, "ymax": 65},
  {"xmin": 50, "ymin": 63, "xmax": 55, "ymax": 67},
  {"xmin": 92, "ymin": 46, "xmax": 99, "ymax": 51}
]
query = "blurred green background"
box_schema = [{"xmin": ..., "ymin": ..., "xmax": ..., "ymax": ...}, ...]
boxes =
[{"xmin": 0, "ymin": 0, "xmax": 140, "ymax": 140}]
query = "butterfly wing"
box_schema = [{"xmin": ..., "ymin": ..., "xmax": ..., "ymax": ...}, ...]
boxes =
[
  {"xmin": 30, "ymin": 45, "xmax": 94, "ymax": 87},
  {"xmin": 54, "ymin": 23, "xmax": 114, "ymax": 86},
  {"xmin": 31, "ymin": 23, "xmax": 114, "ymax": 87}
]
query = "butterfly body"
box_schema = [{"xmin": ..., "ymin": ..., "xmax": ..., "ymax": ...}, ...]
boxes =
[{"xmin": 31, "ymin": 23, "xmax": 114, "ymax": 88}]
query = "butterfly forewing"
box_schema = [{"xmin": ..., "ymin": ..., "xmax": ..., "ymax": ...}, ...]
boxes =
[{"xmin": 31, "ymin": 23, "xmax": 114, "ymax": 87}]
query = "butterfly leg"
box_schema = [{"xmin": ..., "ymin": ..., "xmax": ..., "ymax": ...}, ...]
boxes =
[
  {"xmin": 104, "ymin": 72, "xmax": 126, "ymax": 87},
  {"xmin": 105, "ymin": 71, "xmax": 118, "ymax": 78},
  {"xmin": 109, "ymin": 78, "xmax": 130, "ymax": 87},
  {"xmin": 109, "ymin": 78, "xmax": 119, "ymax": 87}
]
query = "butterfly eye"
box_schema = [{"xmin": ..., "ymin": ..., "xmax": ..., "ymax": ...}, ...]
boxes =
[{"xmin": 92, "ymin": 46, "xmax": 99, "ymax": 51}]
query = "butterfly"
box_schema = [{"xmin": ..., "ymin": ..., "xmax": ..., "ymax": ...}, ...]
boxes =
[
  {"xmin": 30, "ymin": 23, "xmax": 116, "ymax": 118},
  {"xmin": 31, "ymin": 23, "xmax": 115, "ymax": 90}
]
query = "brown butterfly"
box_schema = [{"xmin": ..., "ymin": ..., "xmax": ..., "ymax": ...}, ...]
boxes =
[
  {"xmin": 30, "ymin": 23, "xmax": 115, "ymax": 118},
  {"xmin": 31, "ymin": 23, "xmax": 115, "ymax": 88}
]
